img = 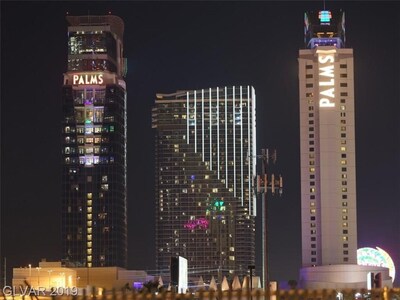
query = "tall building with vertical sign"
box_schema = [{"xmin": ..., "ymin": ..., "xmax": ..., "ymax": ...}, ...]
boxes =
[
  {"xmin": 61, "ymin": 15, "xmax": 127, "ymax": 268},
  {"xmin": 299, "ymin": 9, "xmax": 357, "ymax": 267},
  {"xmin": 298, "ymin": 10, "xmax": 392, "ymax": 289},
  {"xmin": 152, "ymin": 87, "xmax": 256, "ymax": 278}
]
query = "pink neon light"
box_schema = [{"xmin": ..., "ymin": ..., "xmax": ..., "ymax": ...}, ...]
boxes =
[{"xmin": 184, "ymin": 218, "xmax": 209, "ymax": 230}]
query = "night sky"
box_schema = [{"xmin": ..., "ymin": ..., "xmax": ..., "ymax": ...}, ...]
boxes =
[{"xmin": 1, "ymin": 1, "xmax": 399, "ymax": 287}]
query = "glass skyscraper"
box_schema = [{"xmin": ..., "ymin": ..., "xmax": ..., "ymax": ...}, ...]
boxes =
[
  {"xmin": 61, "ymin": 15, "xmax": 127, "ymax": 268},
  {"xmin": 153, "ymin": 86, "xmax": 257, "ymax": 279}
]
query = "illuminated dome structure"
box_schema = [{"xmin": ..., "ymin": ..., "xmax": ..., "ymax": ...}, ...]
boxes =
[{"xmin": 357, "ymin": 247, "xmax": 396, "ymax": 282}]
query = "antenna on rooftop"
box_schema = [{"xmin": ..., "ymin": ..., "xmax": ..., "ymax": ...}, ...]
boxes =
[{"xmin": 323, "ymin": 0, "xmax": 326, "ymax": 10}]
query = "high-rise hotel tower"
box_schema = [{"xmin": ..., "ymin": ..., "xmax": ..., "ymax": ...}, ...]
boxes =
[
  {"xmin": 152, "ymin": 87, "xmax": 256, "ymax": 278},
  {"xmin": 299, "ymin": 10, "xmax": 358, "ymax": 267},
  {"xmin": 61, "ymin": 15, "xmax": 127, "ymax": 268}
]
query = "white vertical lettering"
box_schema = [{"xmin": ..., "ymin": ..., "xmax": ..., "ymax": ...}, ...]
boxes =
[{"xmin": 318, "ymin": 50, "xmax": 336, "ymax": 108}]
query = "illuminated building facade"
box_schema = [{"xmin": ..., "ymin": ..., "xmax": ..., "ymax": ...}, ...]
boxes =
[
  {"xmin": 61, "ymin": 15, "xmax": 127, "ymax": 268},
  {"xmin": 299, "ymin": 10, "xmax": 358, "ymax": 267},
  {"xmin": 152, "ymin": 87, "xmax": 256, "ymax": 278},
  {"xmin": 298, "ymin": 10, "xmax": 394, "ymax": 289}
]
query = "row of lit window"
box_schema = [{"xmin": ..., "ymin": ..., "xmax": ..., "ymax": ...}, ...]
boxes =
[
  {"xmin": 64, "ymin": 136, "xmax": 109, "ymax": 144},
  {"xmin": 65, "ymin": 156, "xmax": 114, "ymax": 165},
  {"xmin": 65, "ymin": 125, "xmax": 113, "ymax": 134},
  {"xmin": 64, "ymin": 146, "xmax": 109, "ymax": 155},
  {"xmin": 305, "ymin": 83, "xmax": 349, "ymax": 90},
  {"xmin": 305, "ymin": 64, "xmax": 347, "ymax": 69}
]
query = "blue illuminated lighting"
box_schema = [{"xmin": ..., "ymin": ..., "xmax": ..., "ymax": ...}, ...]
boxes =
[
  {"xmin": 190, "ymin": 175, "xmax": 195, "ymax": 180},
  {"xmin": 319, "ymin": 10, "xmax": 332, "ymax": 23},
  {"xmin": 133, "ymin": 282, "xmax": 143, "ymax": 289}
]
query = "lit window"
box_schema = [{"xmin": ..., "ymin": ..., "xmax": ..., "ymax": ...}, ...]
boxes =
[
  {"xmin": 310, "ymin": 188, "xmax": 315, "ymax": 193},
  {"xmin": 341, "ymin": 160, "xmax": 347, "ymax": 165},
  {"xmin": 343, "ymin": 236, "xmax": 348, "ymax": 241},
  {"xmin": 309, "ymin": 167, "xmax": 315, "ymax": 172},
  {"xmin": 341, "ymin": 146, "xmax": 346, "ymax": 151}
]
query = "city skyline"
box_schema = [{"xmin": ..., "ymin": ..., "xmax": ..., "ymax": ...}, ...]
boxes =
[{"xmin": 1, "ymin": 1, "xmax": 399, "ymax": 286}]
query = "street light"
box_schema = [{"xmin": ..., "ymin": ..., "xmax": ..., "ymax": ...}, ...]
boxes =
[
  {"xmin": 36, "ymin": 267, "xmax": 41, "ymax": 288},
  {"xmin": 47, "ymin": 270, "xmax": 53, "ymax": 290}
]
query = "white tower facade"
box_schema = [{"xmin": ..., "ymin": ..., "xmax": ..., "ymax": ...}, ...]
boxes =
[
  {"xmin": 299, "ymin": 46, "xmax": 357, "ymax": 267},
  {"xmin": 299, "ymin": 10, "xmax": 357, "ymax": 267},
  {"xmin": 298, "ymin": 10, "xmax": 393, "ymax": 289}
]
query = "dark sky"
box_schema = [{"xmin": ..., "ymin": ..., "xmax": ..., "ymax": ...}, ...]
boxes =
[{"xmin": 1, "ymin": 1, "xmax": 399, "ymax": 287}]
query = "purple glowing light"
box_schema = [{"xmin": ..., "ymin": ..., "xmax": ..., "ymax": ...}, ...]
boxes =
[{"xmin": 184, "ymin": 217, "xmax": 209, "ymax": 230}]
